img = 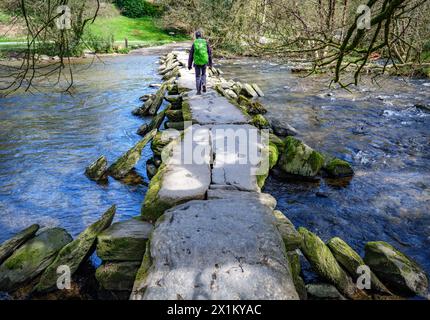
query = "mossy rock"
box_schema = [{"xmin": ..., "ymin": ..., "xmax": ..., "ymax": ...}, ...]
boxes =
[
  {"xmin": 108, "ymin": 130, "xmax": 157, "ymax": 179},
  {"xmin": 165, "ymin": 110, "xmax": 184, "ymax": 123},
  {"xmin": 140, "ymin": 164, "xmax": 172, "ymax": 222},
  {"xmin": 181, "ymin": 100, "xmax": 193, "ymax": 122},
  {"xmin": 306, "ymin": 283, "xmax": 346, "ymax": 300},
  {"xmin": 97, "ymin": 218, "xmax": 152, "ymax": 262},
  {"xmin": 151, "ymin": 130, "xmax": 179, "ymax": 158},
  {"xmin": 34, "ymin": 206, "xmax": 116, "ymax": 293},
  {"xmin": 251, "ymin": 114, "xmax": 270, "ymax": 129},
  {"xmin": 256, "ymin": 143, "xmax": 279, "ymax": 189},
  {"xmin": 324, "ymin": 158, "xmax": 354, "ymax": 178},
  {"xmin": 164, "ymin": 121, "xmax": 187, "ymax": 131},
  {"xmin": 298, "ymin": 227, "xmax": 368, "ymax": 300},
  {"xmin": 0, "ymin": 224, "xmax": 39, "ymax": 265},
  {"xmin": 287, "ymin": 251, "xmax": 307, "ymax": 300},
  {"xmin": 364, "ymin": 241, "xmax": 429, "ymax": 297},
  {"xmin": 273, "ymin": 210, "xmax": 302, "ymax": 251},
  {"xmin": 327, "ymin": 237, "xmax": 392, "ymax": 295},
  {"xmin": 148, "ymin": 83, "xmax": 167, "ymax": 116},
  {"xmin": 269, "ymin": 134, "xmax": 285, "ymax": 152},
  {"xmin": 85, "ymin": 156, "xmax": 108, "ymax": 182},
  {"xmin": 96, "ymin": 261, "xmax": 141, "ymax": 292},
  {"xmin": 247, "ymin": 101, "xmax": 268, "ymax": 115},
  {"xmin": 0, "ymin": 228, "xmax": 72, "ymax": 292},
  {"xmin": 130, "ymin": 241, "xmax": 152, "ymax": 299},
  {"xmin": 279, "ymin": 137, "xmax": 324, "ymax": 177}
]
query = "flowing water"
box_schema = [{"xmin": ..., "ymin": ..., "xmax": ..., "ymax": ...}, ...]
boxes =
[
  {"xmin": 0, "ymin": 50, "xmax": 429, "ymax": 286},
  {"xmin": 220, "ymin": 58, "xmax": 430, "ymax": 282}
]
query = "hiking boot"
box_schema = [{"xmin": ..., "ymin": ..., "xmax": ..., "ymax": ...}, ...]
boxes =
[
  {"xmin": 203, "ymin": 85, "xmax": 207, "ymax": 93},
  {"xmin": 196, "ymin": 91, "xmax": 202, "ymax": 95}
]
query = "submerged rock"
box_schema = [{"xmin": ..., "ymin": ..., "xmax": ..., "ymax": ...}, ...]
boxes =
[
  {"xmin": 136, "ymin": 123, "xmax": 149, "ymax": 137},
  {"xmin": 306, "ymin": 283, "xmax": 346, "ymax": 300},
  {"xmin": 298, "ymin": 228, "xmax": 368, "ymax": 300},
  {"xmin": 97, "ymin": 219, "xmax": 152, "ymax": 262},
  {"xmin": 272, "ymin": 210, "xmax": 302, "ymax": 251},
  {"xmin": 270, "ymin": 119, "xmax": 298, "ymax": 137},
  {"xmin": 0, "ymin": 228, "xmax": 72, "ymax": 292},
  {"xmin": 34, "ymin": 206, "xmax": 116, "ymax": 293},
  {"xmin": 364, "ymin": 241, "xmax": 429, "ymax": 297},
  {"xmin": 96, "ymin": 261, "xmax": 141, "ymax": 292},
  {"xmin": 85, "ymin": 156, "xmax": 108, "ymax": 182},
  {"xmin": 324, "ymin": 158, "xmax": 354, "ymax": 178},
  {"xmin": 108, "ymin": 129, "xmax": 157, "ymax": 179},
  {"xmin": 0, "ymin": 224, "xmax": 39, "ymax": 265},
  {"xmin": 278, "ymin": 137, "xmax": 324, "ymax": 177},
  {"xmin": 327, "ymin": 237, "xmax": 391, "ymax": 295},
  {"xmin": 287, "ymin": 251, "xmax": 307, "ymax": 300}
]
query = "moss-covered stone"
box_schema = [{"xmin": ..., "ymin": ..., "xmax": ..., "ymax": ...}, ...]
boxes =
[
  {"xmin": 327, "ymin": 237, "xmax": 392, "ymax": 295},
  {"xmin": 0, "ymin": 228, "xmax": 72, "ymax": 292},
  {"xmin": 140, "ymin": 163, "xmax": 172, "ymax": 222},
  {"xmin": 164, "ymin": 121, "xmax": 187, "ymax": 131},
  {"xmin": 130, "ymin": 241, "xmax": 152, "ymax": 299},
  {"xmin": 279, "ymin": 137, "xmax": 324, "ymax": 177},
  {"xmin": 306, "ymin": 283, "xmax": 346, "ymax": 300},
  {"xmin": 247, "ymin": 101, "xmax": 268, "ymax": 115},
  {"xmin": 148, "ymin": 83, "xmax": 168, "ymax": 116},
  {"xmin": 298, "ymin": 227, "xmax": 368, "ymax": 300},
  {"xmin": 96, "ymin": 261, "xmax": 141, "ymax": 292},
  {"xmin": 287, "ymin": 251, "xmax": 307, "ymax": 300},
  {"xmin": 85, "ymin": 156, "xmax": 108, "ymax": 182},
  {"xmin": 151, "ymin": 131, "xmax": 178, "ymax": 157},
  {"xmin": 269, "ymin": 134, "xmax": 285, "ymax": 152},
  {"xmin": 97, "ymin": 218, "xmax": 152, "ymax": 262},
  {"xmin": 165, "ymin": 110, "xmax": 184, "ymax": 122},
  {"xmin": 256, "ymin": 142, "xmax": 278, "ymax": 189},
  {"xmin": 0, "ymin": 224, "xmax": 39, "ymax": 265},
  {"xmin": 251, "ymin": 114, "xmax": 270, "ymax": 129},
  {"xmin": 146, "ymin": 158, "xmax": 158, "ymax": 179},
  {"xmin": 108, "ymin": 129, "xmax": 157, "ymax": 179},
  {"xmin": 34, "ymin": 206, "xmax": 116, "ymax": 293},
  {"xmin": 181, "ymin": 100, "xmax": 193, "ymax": 122},
  {"xmin": 273, "ymin": 210, "xmax": 302, "ymax": 251},
  {"xmin": 324, "ymin": 158, "xmax": 354, "ymax": 178},
  {"xmin": 364, "ymin": 241, "xmax": 429, "ymax": 297}
]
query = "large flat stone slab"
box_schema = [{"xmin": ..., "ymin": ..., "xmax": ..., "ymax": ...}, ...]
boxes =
[
  {"xmin": 131, "ymin": 199, "xmax": 299, "ymax": 300},
  {"xmin": 186, "ymin": 93, "xmax": 249, "ymax": 125},
  {"xmin": 141, "ymin": 125, "xmax": 212, "ymax": 221},
  {"xmin": 207, "ymin": 189, "xmax": 277, "ymax": 210},
  {"xmin": 209, "ymin": 124, "xmax": 265, "ymax": 192}
]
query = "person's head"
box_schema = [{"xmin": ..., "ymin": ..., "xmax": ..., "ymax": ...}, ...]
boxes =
[{"xmin": 195, "ymin": 31, "xmax": 202, "ymax": 39}]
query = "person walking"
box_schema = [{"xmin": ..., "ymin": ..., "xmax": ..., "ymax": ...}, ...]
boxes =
[{"xmin": 188, "ymin": 31, "xmax": 213, "ymax": 95}]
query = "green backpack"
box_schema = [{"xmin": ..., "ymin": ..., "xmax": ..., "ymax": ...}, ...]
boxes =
[{"xmin": 193, "ymin": 39, "xmax": 209, "ymax": 66}]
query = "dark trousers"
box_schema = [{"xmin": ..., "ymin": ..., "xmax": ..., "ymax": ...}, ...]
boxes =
[{"xmin": 194, "ymin": 65, "xmax": 207, "ymax": 92}]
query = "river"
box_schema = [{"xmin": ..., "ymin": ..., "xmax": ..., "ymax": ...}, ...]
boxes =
[{"xmin": 0, "ymin": 49, "xmax": 429, "ymax": 283}]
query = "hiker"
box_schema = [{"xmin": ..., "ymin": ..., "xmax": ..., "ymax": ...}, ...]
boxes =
[{"xmin": 188, "ymin": 31, "xmax": 213, "ymax": 95}]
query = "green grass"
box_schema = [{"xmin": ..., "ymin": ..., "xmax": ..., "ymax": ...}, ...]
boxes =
[{"xmin": 88, "ymin": 16, "xmax": 188, "ymax": 45}]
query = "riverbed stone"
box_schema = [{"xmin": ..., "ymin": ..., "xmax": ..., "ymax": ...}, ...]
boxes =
[
  {"xmin": 141, "ymin": 125, "xmax": 212, "ymax": 222},
  {"xmin": 324, "ymin": 158, "xmax": 354, "ymax": 178},
  {"xmin": 132, "ymin": 199, "xmax": 299, "ymax": 300},
  {"xmin": 0, "ymin": 228, "xmax": 72, "ymax": 292},
  {"xmin": 273, "ymin": 211, "xmax": 302, "ymax": 251},
  {"xmin": 251, "ymin": 114, "xmax": 270, "ymax": 129},
  {"xmin": 97, "ymin": 219, "xmax": 153, "ymax": 262},
  {"xmin": 96, "ymin": 261, "xmax": 141, "ymax": 292},
  {"xmin": 0, "ymin": 224, "xmax": 39, "ymax": 265},
  {"xmin": 326, "ymin": 237, "xmax": 391, "ymax": 295},
  {"xmin": 270, "ymin": 119, "xmax": 298, "ymax": 137},
  {"xmin": 364, "ymin": 241, "xmax": 429, "ymax": 296},
  {"xmin": 279, "ymin": 137, "xmax": 324, "ymax": 177},
  {"xmin": 34, "ymin": 206, "xmax": 116, "ymax": 293},
  {"xmin": 298, "ymin": 228, "xmax": 368, "ymax": 300},
  {"xmin": 148, "ymin": 84, "xmax": 168, "ymax": 116},
  {"xmin": 151, "ymin": 130, "xmax": 180, "ymax": 158},
  {"xmin": 306, "ymin": 283, "xmax": 346, "ymax": 300},
  {"xmin": 108, "ymin": 129, "xmax": 157, "ymax": 179},
  {"xmin": 85, "ymin": 156, "xmax": 108, "ymax": 182},
  {"xmin": 240, "ymin": 83, "xmax": 258, "ymax": 98},
  {"xmin": 136, "ymin": 123, "xmax": 149, "ymax": 137}
]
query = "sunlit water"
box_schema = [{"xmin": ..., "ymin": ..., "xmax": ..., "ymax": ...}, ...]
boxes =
[
  {"xmin": 220, "ymin": 58, "xmax": 430, "ymax": 282},
  {"xmin": 0, "ymin": 52, "xmax": 429, "ymax": 289},
  {"xmin": 0, "ymin": 54, "xmax": 164, "ymax": 240}
]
